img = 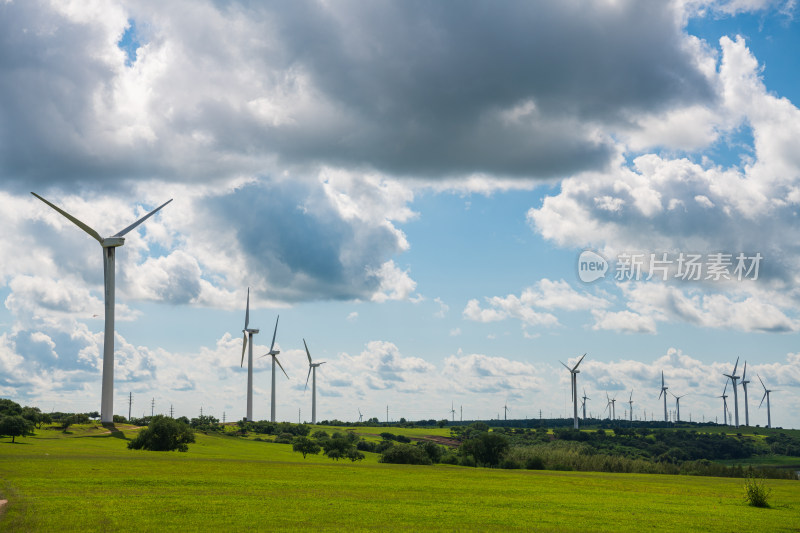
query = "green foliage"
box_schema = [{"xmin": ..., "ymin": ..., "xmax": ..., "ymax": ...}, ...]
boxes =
[
  {"xmin": 127, "ymin": 415, "xmax": 195, "ymax": 452},
  {"xmin": 292, "ymin": 436, "xmax": 321, "ymax": 458},
  {"xmin": 0, "ymin": 415, "xmax": 35, "ymax": 442},
  {"xmin": 743, "ymin": 473, "xmax": 771, "ymax": 508},
  {"xmin": 460, "ymin": 432, "xmax": 509, "ymax": 467},
  {"xmin": 379, "ymin": 443, "xmax": 432, "ymax": 465},
  {"xmin": 113, "ymin": 414, "xmax": 127, "ymax": 423},
  {"xmin": 0, "ymin": 398, "xmax": 22, "ymax": 416}
]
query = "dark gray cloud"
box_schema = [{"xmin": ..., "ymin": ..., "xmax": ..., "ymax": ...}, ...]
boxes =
[
  {"xmin": 203, "ymin": 179, "xmax": 404, "ymax": 302},
  {"xmin": 0, "ymin": 0, "xmax": 714, "ymax": 189}
]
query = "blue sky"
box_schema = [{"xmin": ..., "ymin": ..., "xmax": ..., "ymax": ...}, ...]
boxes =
[{"xmin": 0, "ymin": 0, "xmax": 798, "ymax": 427}]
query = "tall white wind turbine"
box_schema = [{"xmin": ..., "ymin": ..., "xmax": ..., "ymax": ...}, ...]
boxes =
[
  {"xmin": 450, "ymin": 402, "xmax": 456, "ymax": 422},
  {"xmin": 240, "ymin": 288, "xmax": 259, "ymax": 421},
  {"xmin": 658, "ymin": 371, "xmax": 669, "ymax": 422},
  {"xmin": 757, "ymin": 374, "xmax": 777, "ymax": 428},
  {"xmin": 303, "ymin": 338, "xmax": 325, "ymax": 424},
  {"xmin": 740, "ymin": 362, "xmax": 750, "ymax": 426},
  {"xmin": 260, "ymin": 316, "xmax": 286, "ymax": 422},
  {"xmin": 559, "ymin": 353, "xmax": 586, "ymax": 429},
  {"xmin": 358, "ymin": 408, "xmax": 363, "ymax": 423},
  {"xmin": 32, "ymin": 192, "xmax": 172, "ymax": 423},
  {"xmin": 723, "ymin": 357, "xmax": 741, "ymax": 428}
]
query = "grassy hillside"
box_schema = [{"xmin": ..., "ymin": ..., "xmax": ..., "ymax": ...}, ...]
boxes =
[{"xmin": 1, "ymin": 424, "xmax": 798, "ymax": 531}]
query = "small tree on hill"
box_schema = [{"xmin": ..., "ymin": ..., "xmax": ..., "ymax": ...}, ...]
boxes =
[
  {"xmin": 127, "ymin": 415, "xmax": 195, "ymax": 452},
  {"xmin": 292, "ymin": 436, "xmax": 321, "ymax": 458},
  {"xmin": 0, "ymin": 415, "xmax": 35, "ymax": 443}
]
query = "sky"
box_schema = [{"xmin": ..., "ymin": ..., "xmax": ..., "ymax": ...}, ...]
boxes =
[{"xmin": 1, "ymin": 0, "xmax": 799, "ymax": 428}]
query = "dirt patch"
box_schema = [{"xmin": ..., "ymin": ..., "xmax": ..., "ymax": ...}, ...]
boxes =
[
  {"xmin": 421, "ymin": 435, "xmax": 461, "ymax": 448},
  {"xmin": 0, "ymin": 499, "xmax": 7, "ymax": 516}
]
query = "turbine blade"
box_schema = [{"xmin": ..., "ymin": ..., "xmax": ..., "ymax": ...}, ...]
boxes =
[
  {"xmin": 759, "ymin": 391, "xmax": 767, "ymax": 408},
  {"xmin": 31, "ymin": 192, "xmax": 103, "ymax": 244},
  {"xmin": 304, "ymin": 338, "xmax": 312, "ymax": 364},
  {"xmin": 741, "ymin": 361, "xmax": 747, "ymax": 381},
  {"xmin": 112, "ymin": 198, "xmax": 173, "ymax": 237},
  {"xmin": 758, "ymin": 374, "xmax": 766, "ymax": 391},
  {"xmin": 304, "ymin": 366, "xmax": 312, "ymax": 391},
  {"xmin": 244, "ymin": 288, "xmax": 250, "ymax": 330},
  {"xmin": 270, "ymin": 315, "xmax": 279, "ymax": 351},
  {"xmin": 559, "ymin": 361, "xmax": 570, "ymax": 372},
  {"xmin": 732, "ymin": 356, "xmax": 739, "ymax": 376},
  {"xmin": 572, "ymin": 353, "xmax": 587, "ymax": 371},
  {"xmin": 661, "ymin": 371, "xmax": 664, "ymax": 388},
  {"xmin": 240, "ymin": 333, "xmax": 247, "ymax": 367},
  {"xmin": 274, "ymin": 356, "xmax": 289, "ymax": 379}
]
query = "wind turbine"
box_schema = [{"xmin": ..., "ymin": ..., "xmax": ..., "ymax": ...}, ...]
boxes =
[
  {"xmin": 503, "ymin": 401, "xmax": 510, "ymax": 421},
  {"xmin": 671, "ymin": 391, "xmax": 687, "ymax": 422},
  {"xmin": 723, "ymin": 357, "xmax": 741, "ymax": 428},
  {"xmin": 240, "ymin": 288, "xmax": 259, "ymax": 421},
  {"xmin": 31, "ymin": 192, "xmax": 172, "ymax": 423},
  {"xmin": 758, "ymin": 374, "xmax": 777, "ymax": 428},
  {"xmin": 581, "ymin": 388, "xmax": 590, "ymax": 420},
  {"xmin": 627, "ymin": 390, "xmax": 634, "ymax": 422},
  {"xmin": 718, "ymin": 381, "xmax": 729, "ymax": 426},
  {"xmin": 610, "ymin": 394, "xmax": 617, "ymax": 421},
  {"xmin": 658, "ymin": 371, "xmax": 669, "ymax": 422},
  {"xmin": 740, "ymin": 362, "xmax": 750, "ymax": 426},
  {"xmin": 358, "ymin": 409, "xmax": 363, "ymax": 423},
  {"xmin": 559, "ymin": 353, "xmax": 586, "ymax": 429},
  {"xmin": 604, "ymin": 392, "xmax": 612, "ymax": 420},
  {"xmin": 303, "ymin": 338, "xmax": 326, "ymax": 424},
  {"xmin": 259, "ymin": 316, "xmax": 287, "ymax": 422},
  {"xmin": 450, "ymin": 402, "xmax": 456, "ymax": 422}
]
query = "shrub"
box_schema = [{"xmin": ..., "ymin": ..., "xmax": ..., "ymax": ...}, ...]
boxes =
[
  {"xmin": 524, "ymin": 456, "xmax": 545, "ymax": 470},
  {"xmin": 127, "ymin": 415, "xmax": 195, "ymax": 452},
  {"xmin": 379, "ymin": 443, "xmax": 431, "ymax": 465},
  {"xmin": 744, "ymin": 474, "xmax": 771, "ymax": 508}
]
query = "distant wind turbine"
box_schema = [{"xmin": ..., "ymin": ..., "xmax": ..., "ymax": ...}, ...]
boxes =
[
  {"xmin": 559, "ymin": 353, "xmax": 586, "ymax": 429},
  {"xmin": 503, "ymin": 401, "xmax": 509, "ymax": 421},
  {"xmin": 658, "ymin": 371, "xmax": 669, "ymax": 422},
  {"xmin": 758, "ymin": 374, "xmax": 778, "ymax": 428},
  {"xmin": 31, "ymin": 192, "xmax": 172, "ymax": 423},
  {"xmin": 718, "ymin": 381, "xmax": 729, "ymax": 426},
  {"xmin": 627, "ymin": 391, "xmax": 634, "ymax": 422},
  {"xmin": 450, "ymin": 402, "xmax": 456, "ymax": 422},
  {"xmin": 671, "ymin": 391, "xmax": 687, "ymax": 422},
  {"xmin": 723, "ymin": 357, "xmax": 741, "ymax": 428},
  {"xmin": 581, "ymin": 388, "xmax": 590, "ymax": 420},
  {"xmin": 303, "ymin": 339, "xmax": 326, "ymax": 424},
  {"xmin": 740, "ymin": 362, "xmax": 750, "ymax": 426},
  {"xmin": 610, "ymin": 394, "xmax": 617, "ymax": 420},
  {"xmin": 240, "ymin": 288, "xmax": 259, "ymax": 421},
  {"xmin": 259, "ymin": 316, "xmax": 286, "ymax": 422}
]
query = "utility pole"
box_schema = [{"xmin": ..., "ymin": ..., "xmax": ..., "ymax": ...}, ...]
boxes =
[
  {"xmin": 223, "ymin": 412, "xmax": 226, "ymax": 424},
  {"xmin": 128, "ymin": 392, "xmax": 132, "ymax": 421},
  {"xmin": 151, "ymin": 397, "xmax": 155, "ymax": 418},
  {"xmin": 200, "ymin": 406, "xmax": 203, "ymax": 417},
  {"xmin": 460, "ymin": 405, "xmax": 463, "ymax": 422},
  {"xmin": 386, "ymin": 405, "xmax": 389, "ymax": 424},
  {"xmin": 170, "ymin": 404, "xmax": 174, "ymax": 418},
  {"xmin": 298, "ymin": 408, "xmax": 301, "ymax": 424}
]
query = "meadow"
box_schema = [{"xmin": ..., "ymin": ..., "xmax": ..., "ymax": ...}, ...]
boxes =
[{"xmin": 1, "ymin": 425, "xmax": 798, "ymax": 532}]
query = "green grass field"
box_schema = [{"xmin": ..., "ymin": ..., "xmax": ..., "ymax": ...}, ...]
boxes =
[{"xmin": 1, "ymin": 425, "xmax": 798, "ymax": 532}]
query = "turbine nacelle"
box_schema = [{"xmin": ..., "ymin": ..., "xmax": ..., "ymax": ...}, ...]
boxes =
[{"xmin": 102, "ymin": 237, "xmax": 125, "ymax": 248}]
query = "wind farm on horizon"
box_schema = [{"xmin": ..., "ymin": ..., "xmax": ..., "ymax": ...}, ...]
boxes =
[{"xmin": 25, "ymin": 193, "xmax": 789, "ymax": 430}]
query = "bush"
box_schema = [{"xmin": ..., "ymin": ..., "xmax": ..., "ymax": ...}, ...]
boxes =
[
  {"xmin": 380, "ymin": 443, "xmax": 432, "ymax": 465},
  {"xmin": 127, "ymin": 416, "xmax": 195, "ymax": 452},
  {"xmin": 744, "ymin": 474, "xmax": 771, "ymax": 508},
  {"xmin": 525, "ymin": 456, "xmax": 545, "ymax": 470}
]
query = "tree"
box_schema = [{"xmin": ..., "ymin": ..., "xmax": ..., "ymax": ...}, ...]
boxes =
[
  {"xmin": 379, "ymin": 443, "xmax": 431, "ymax": 465},
  {"xmin": 0, "ymin": 415, "xmax": 35, "ymax": 443},
  {"xmin": 0, "ymin": 399, "xmax": 22, "ymax": 417},
  {"xmin": 292, "ymin": 436, "xmax": 321, "ymax": 458},
  {"xmin": 460, "ymin": 432, "xmax": 509, "ymax": 467},
  {"xmin": 127, "ymin": 415, "xmax": 195, "ymax": 452}
]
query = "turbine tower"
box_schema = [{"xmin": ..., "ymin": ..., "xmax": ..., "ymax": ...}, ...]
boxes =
[
  {"xmin": 723, "ymin": 357, "xmax": 741, "ymax": 428},
  {"xmin": 740, "ymin": 362, "xmax": 750, "ymax": 426},
  {"xmin": 658, "ymin": 371, "xmax": 669, "ymax": 422},
  {"xmin": 503, "ymin": 402, "xmax": 510, "ymax": 421},
  {"xmin": 358, "ymin": 408, "xmax": 363, "ymax": 423},
  {"xmin": 718, "ymin": 381, "xmax": 729, "ymax": 426},
  {"xmin": 303, "ymin": 338, "xmax": 326, "ymax": 424},
  {"xmin": 671, "ymin": 391, "xmax": 687, "ymax": 422},
  {"xmin": 239, "ymin": 288, "xmax": 259, "ymax": 421},
  {"xmin": 450, "ymin": 402, "xmax": 456, "ymax": 422},
  {"xmin": 758, "ymin": 374, "xmax": 777, "ymax": 428},
  {"xmin": 610, "ymin": 394, "xmax": 617, "ymax": 420},
  {"xmin": 604, "ymin": 392, "xmax": 612, "ymax": 420},
  {"xmin": 581, "ymin": 388, "xmax": 590, "ymax": 420},
  {"xmin": 559, "ymin": 353, "xmax": 587, "ymax": 429},
  {"xmin": 627, "ymin": 390, "xmax": 634, "ymax": 422},
  {"xmin": 32, "ymin": 192, "xmax": 172, "ymax": 423},
  {"xmin": 260, "ymin": 316, "xmax": 287, "ymax": 422}
]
